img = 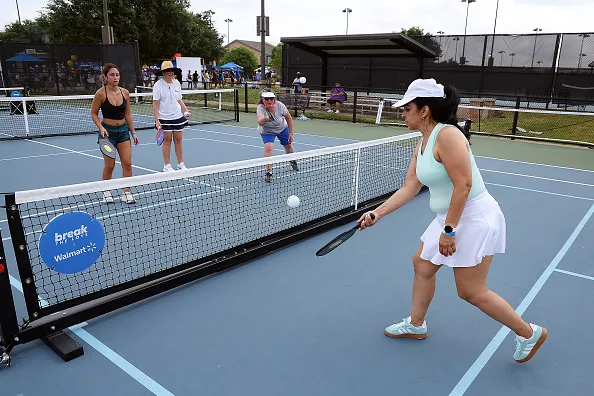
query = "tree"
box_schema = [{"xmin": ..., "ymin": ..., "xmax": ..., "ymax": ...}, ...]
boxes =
[
  {"xmin": 399, "ymin": 26, "xmax": 442, "ymax": 62},
  {"xmin": 270, "ymin": 43, "xmax": 282, "ymax": 71},
  {"xmin": 0, "ymin": 19, "xmax": 50, "ymax": 43},
  {"xmin": 219, "ymin": 47, "xmax": 258, "ymax": 76},
  {"xmin": 0, "ymin": 0, "xmax": 224, "ymax": 63}
]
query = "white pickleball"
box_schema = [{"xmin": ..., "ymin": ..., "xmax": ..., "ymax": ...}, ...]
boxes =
[{"xmin": 287, "ymin": 195, "xmax": 300, "ymax": 208}]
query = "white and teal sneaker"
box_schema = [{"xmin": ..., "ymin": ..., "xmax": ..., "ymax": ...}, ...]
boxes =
[
  {"xmin": 384, "ymin": 316, "xmax": 428, "ymax": 339},
  {"xmin": 514, "ymin": 324, "xmax": 548, "ymax": 363}
]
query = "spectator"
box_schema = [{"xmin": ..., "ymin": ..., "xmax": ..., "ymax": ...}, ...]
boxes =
[
  {"xmin": 192, "ymin": 70, "xmax": 199, "ymax": 89},
  {"xmin": 292, "ymin": 71, "xmax": 303, "ymax": 93},
  {"xmin": 327, "ymin": 81, "xmax": 346, "ymax": 114}
]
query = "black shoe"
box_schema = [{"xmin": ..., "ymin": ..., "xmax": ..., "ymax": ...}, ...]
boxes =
[
  {"xmin": 289, "ymin": 160, "xmax": 299, "ymax": 171},
  {"xmin": 264, "ymin": 172, "xmax": 273, "ymax": 183}
]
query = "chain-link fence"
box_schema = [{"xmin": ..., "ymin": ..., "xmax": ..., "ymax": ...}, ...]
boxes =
[{"xmin": 283, "ymin": 32, "xmax": 594, "ymax": 112}]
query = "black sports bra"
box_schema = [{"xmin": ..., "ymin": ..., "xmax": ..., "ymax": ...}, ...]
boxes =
[{"xmin": 101, "ymin": 87, "xmax": 126, "ymax": 120}]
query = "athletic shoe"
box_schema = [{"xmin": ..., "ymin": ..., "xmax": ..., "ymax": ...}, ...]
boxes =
[
  {"xmin": 384, "ymin": 316, "xmax": 428, "ymax": 339},
  {"xmin": 102, "ymin": 191, "xmax": 114, "ymax": 204},
  {"xmin": 335, "ymin": 110, "xmax": 340, "ymax": 114},
  {"xmin": 289, "ymin": 160, "xmax": 299, "ymax": 171},
  {"xmin": 514, "ymin": 324, "xmax": 548, "ymax": 363},
  {"xmin": 163, "ymin": 164, "xmax": 174, "ymax": 172},
  {"xmin": 121, "ymin": 191, "xmax": 136, "ymax": 204},
  {"xmin": 264, "ymin": 172, "xmax": 272, "ymax": 183},
  {"xmin": 177, "ymin": 162, "xmax": 187, "ymax": 170},
  {"xmin": 327, "ymin": 109, "xmax": 333, "ymax": 113}
]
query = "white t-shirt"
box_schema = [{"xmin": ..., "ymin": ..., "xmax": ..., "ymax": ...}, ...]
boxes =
[{"xmin": 153, "ymin": 78, "xmax": 183, "ymax": 120}]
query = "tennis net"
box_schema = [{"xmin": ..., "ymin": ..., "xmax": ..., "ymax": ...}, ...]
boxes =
[
  {"xmin": 3, "ymin": 132, "xmax": 421, "ymax": 352},
  {"xmin": 0, "ymin": 88, "xmax": 239, "ymax": 140}
]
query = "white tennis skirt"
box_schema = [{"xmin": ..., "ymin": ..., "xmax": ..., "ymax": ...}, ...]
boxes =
[{"xmin": 420, "ymin": 191, "xmax": 506, "ymax": 267}]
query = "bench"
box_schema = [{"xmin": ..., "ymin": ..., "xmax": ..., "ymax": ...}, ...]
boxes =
[{"xmin": 276, "ymin": 92, "xmax": 312, "ymax": 120}]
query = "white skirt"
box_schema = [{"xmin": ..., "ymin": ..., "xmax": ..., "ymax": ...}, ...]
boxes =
[{"xmin": 420, "ymin": 191, "xmax": 506, "ymax": 267}]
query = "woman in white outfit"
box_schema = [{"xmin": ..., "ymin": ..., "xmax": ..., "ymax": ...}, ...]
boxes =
[
  {"xmin": 358, "ymin": 78, "xmax": 547, "ymax": 364},
  {"xmin": 153, "ymin": 60, "xmax": 191, "ymax": 172}
]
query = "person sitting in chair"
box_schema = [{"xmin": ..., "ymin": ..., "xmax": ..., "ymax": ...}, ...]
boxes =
[{"xmin": 327, "ymin": 81, "xmax": 346, "ymax": 114}]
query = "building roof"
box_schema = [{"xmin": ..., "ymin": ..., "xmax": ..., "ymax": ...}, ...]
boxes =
[
  {"xmin": 280, "ymin": 33, "xmax": 436, "ymax": 58},
  {"xmin": 226, "ymin": 40, "xmax": 275, "ymax": 56}
]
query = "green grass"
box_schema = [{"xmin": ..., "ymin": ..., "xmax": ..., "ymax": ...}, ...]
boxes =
[{"xmin": 475, "ymin": 110, "xmax": 594, "ymax": 144}]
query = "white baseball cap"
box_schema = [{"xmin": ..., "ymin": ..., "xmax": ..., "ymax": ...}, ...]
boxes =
[
  {"xmin": 391, "ymin": 78, "xmax": 445, "ymax": 108},
  {"xmin": 261, "ymin": 91, "xmax": 276, "ymax": 98}
]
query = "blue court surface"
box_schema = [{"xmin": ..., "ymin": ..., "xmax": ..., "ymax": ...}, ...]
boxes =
[{"xmin": 1, "ymin": 121, "xmax": 593, "ymax": 396}]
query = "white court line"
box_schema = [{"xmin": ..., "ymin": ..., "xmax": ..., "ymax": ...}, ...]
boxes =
[
  {"xmin": 449, "ymin": 202, "xmax": 594, "ymax": 396},
  {"xmin": 218, "ymin": 123, "xmax": 358, "ymax": 142},
  {"xmin": 485, "ymin": 183, "xmax": 594, "ymax": 201},
  {"xmin": 554, "ymin": 268, "xmax": 594, "ymax": 282},
  {"xmin": 480, "ymin": 169, "xmax": 594, "ymax": 188},
  {"xmin": 475, "ymin": 155, "xmax": 594, "ymax": 174},
  {"xmin": 8, "ymin": 275, "xmax": 173, "ymax": 396}
]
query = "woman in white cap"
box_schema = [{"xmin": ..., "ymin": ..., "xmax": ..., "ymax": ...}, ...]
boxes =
[
  {"xmin": 256, "ymin": 91, "xmax": 298, "ymax": 182},
  {"xmin": 153, "ymin": 60, "xmax": 191, "ymax": 172},
  {"xmin": 358, "ymin": 78, "xmax": 547, "ymax": 364}
]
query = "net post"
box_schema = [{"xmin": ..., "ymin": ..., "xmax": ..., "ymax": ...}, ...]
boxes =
[
  {"xmin": 244, "ymin": 82, "xmax": 249, "ymax": 113},
  {"xmin": 0, "ymin": 228, "xmax": 20, "ymax": 364},
  {"xmin": 511, "ymin": 96, "xmax": 521, "ymax": 140},
  {"xmin": 218, "ymin": 90, "xmax": 222, "ymax": 110},
  {"xmin": 352, "ymin": 88, "xmax": 358, "ymax": 123},
  {"xmin": 234, "ymin": 89, "xmax": 240, "ymax": 122},
  {"xmin": 4, "ymin": 194, "xmax": 41, "ymax": 320},
  {"xmin": 22, "ymin": 98, "xmax": 30, "ymax": 137},
  {"xmin": 375, "ymin": 99, "xmax": 384, "ymax": 124}
]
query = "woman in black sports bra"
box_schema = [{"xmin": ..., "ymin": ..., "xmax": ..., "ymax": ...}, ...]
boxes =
[{"xmin": 91, "ymin": 63, "xmax": 139, "ymax": 204}]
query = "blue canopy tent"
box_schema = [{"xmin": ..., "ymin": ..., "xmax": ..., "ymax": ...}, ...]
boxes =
[
  {"xmin": 220, "ymin": 62, "xmax": 243, "ymax": 71},
  {"xmin": 7, "ymin": 53, "xmax": 46, "ymax": 62}
]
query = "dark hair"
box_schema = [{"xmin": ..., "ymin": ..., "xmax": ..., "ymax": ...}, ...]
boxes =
[
  {"xmin": 102, "ymin": 63, "xmax": 119, "ymax": 76},
  {"xmin": 410, "ymin": 85, "xmax": 469, "ymax": 141}
]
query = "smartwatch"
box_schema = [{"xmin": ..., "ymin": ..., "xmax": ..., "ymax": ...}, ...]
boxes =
[{"xmin": 443, "ymin": 225, "xmax": 456, "ymax": 237}]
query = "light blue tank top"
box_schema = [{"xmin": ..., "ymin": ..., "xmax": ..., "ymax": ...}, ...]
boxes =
[{"xmin": 416, "ymin": 123, "xmax": 486, "ymax": 213}]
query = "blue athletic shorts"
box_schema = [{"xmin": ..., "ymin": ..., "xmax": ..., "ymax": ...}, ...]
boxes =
[{"xmin": 261, "ymin": 127, "xmax": 290, "ymax": 146}]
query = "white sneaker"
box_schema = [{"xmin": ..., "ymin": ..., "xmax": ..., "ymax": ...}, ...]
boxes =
[
  {"xmin": 327, "ymin": 109, "xmax": 333, "ymax": 113},
  {"xmin": 177, "ymin": 162, "xmax": 187, "ymax": 170},
  {"xmin": 335, "ymin": 110, "xmax": 340, "ymax": 114},
  {"xmin": 103, "ymin": 191, "xmax": 114, "ymax": 203},
  {"xmin": 163, "ymin": 164, "xmax": 174, "ymax": 172},
  {"xmin": 121, "ymin": 191, "xmax": 136, "ymax": 204}
]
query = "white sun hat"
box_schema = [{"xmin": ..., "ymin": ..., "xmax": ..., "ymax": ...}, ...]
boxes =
[{"xmin": 391, "ymin": 78, "xmax": 446, "ymax": 108}]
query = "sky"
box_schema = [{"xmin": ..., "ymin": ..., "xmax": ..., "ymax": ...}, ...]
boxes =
[{"xmin": 2, "ymin": 0, "xmax": 594, "ymax": 46}]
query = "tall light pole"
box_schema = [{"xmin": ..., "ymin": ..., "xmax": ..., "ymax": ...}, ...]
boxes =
[
  {"xmin": 101, "ymin": 0, "xmax": 113, "ymax": 44},
  {"xmin": 224, "ymin": 18, "xmax": 233, "ymax": 45},
  {"xmin": 509, "ymin": 52, "xmax": 516, "ymax": 67},
  {"xmin": 460, "ymin": 0, "xmax": 476, "ymax": 65},
  {"xmin": 578, "ymin": 33, "xmax": 590, "ymax": 69},
  {"xmin": 15, "ymin": 0, "xmax": 21, "ymax": 24},
  {"xmin": 531, "ymin": 27, "xmax": 542, "ymax": 68},
  {"xmin": 342, "ymin": 8, "xmax": 352, "ymax": 35},
  {"xmin": 489, "ymin": 0, "xmax": 500, "ymax": 66},
  {"xmin": 498, "ymin": 50, "xmax": 506, "ymax": 66},
  {"xmin": 578, "ymin": 54, "xmax": 588, "ymax": 71},
  {"xmin": 436, "ymin": 31, "xmax": 444, "ymax": 62},
  {"xmin": 260, "ymin": 0, "xmax": 266, "ymax": 81}
]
